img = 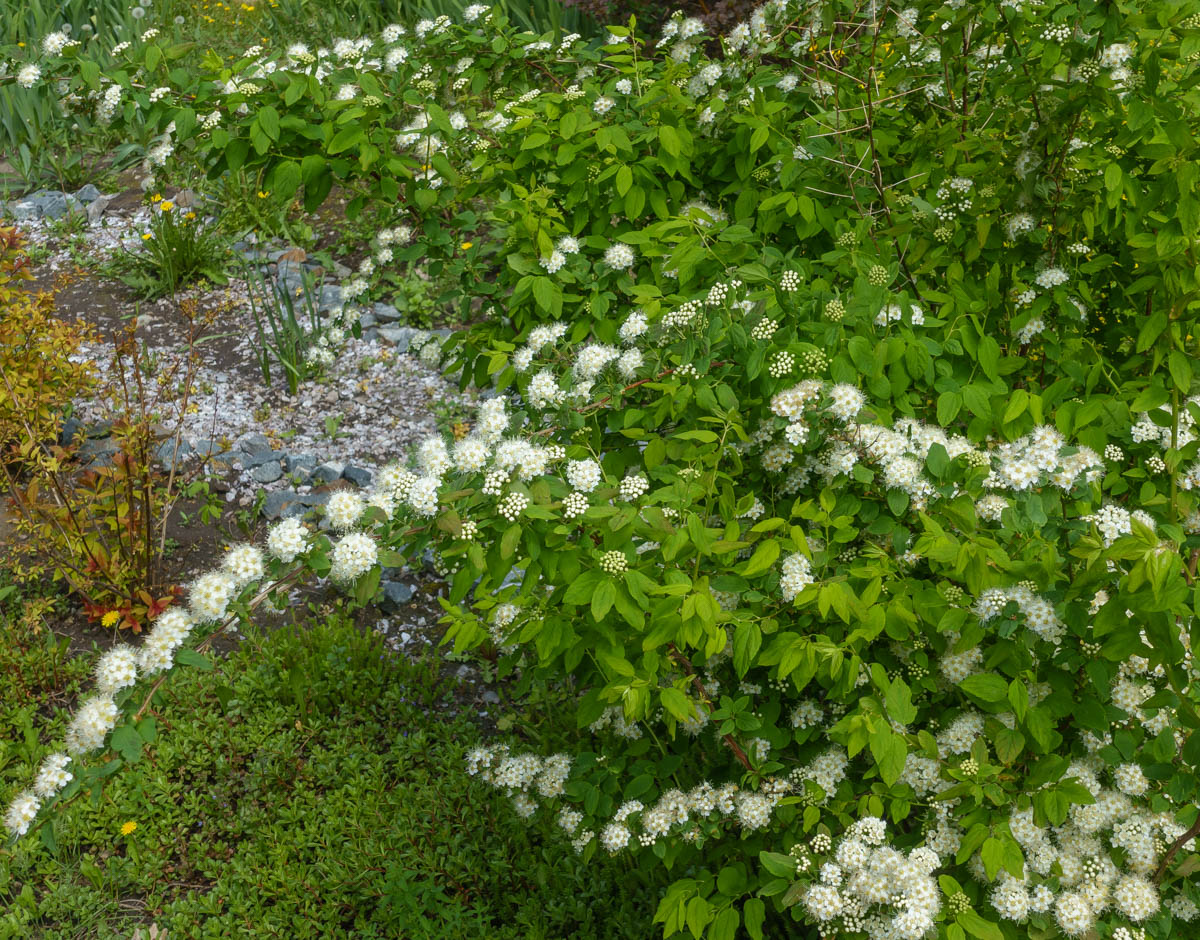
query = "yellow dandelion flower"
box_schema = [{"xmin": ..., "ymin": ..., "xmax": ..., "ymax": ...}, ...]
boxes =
[
  {"xmin": 101, "ymin": 611, "xmax": 121, "ymax": 628},
  {"xmin": 142, "ymin": 233, "xmax": 153, "ymax": 241},
  {"xmin": 120, "ymin": 820, "xmax": 137, "ymax": 835},
  {"xmin": 160, "ymin": 201, "xmax": 174, "ymax": 212},
  {"xmin": 185, "ymin": 211, "xmax": 197, "ymax": 220},
  {"xmin": 461, "ymin": 241, "xmax": 473, "ymax": 250},
  {"xmin": 257, "ymin": 191, "xmax": 269, "ymax": 199},
  {"xmin": 151, "ymin": 193, "xmax": 162, "ymax": 203}
]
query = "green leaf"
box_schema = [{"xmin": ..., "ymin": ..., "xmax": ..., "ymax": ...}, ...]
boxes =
[
  {"xmin": 759, "ymin": 851, "xmax": 798, "ymax": 878},
  {"xmin": 175, "ymin": 648, "xmax": 213, "ymax": 671},
  {"xmin": 616, "ymin": 165, "xmax": 633, "ymax": 195},
  {"xmin": 733, "ymin": 623, "xmax": 762, "ymax": 678},
  {"xmin": 258, "ymin": 105, "xmax": 280, "ymax": 141},
  {"xmin": 740, "ymin": 540, "xmax": 780, "ymax": 577},
  {"xmin": 742, "ymin": 899, "xmax": 765, "ymax": 940},
  {"xmin": 937, "ymin": 392, "xmax": 961, "ymax": 426},
  {"xmin": 869, "ymin": 727, "xmax": 907, "ymax": 787},
  {"xmin": 660, "ymin": 125, "xmax": 681, "ymax": 157},
  {"xmin": 958, "ymin": 910, "xmax": 1003, "ymax": 940},
  {"xmin": 885, "ymin": 676, "xmax": 919, "ymax": 725},
  {"xmin": 109, "ymin": 724, "xmax": 144, "ymax": 764},
  {"xmin": 959, "ymin": 673, "xmax": 1008, "ymax": 702},
  {"xmin": 500, "ymin": 523, "xmax": 521, "ymax": 559},
  {"xmin": 328, "ymin": 126, "xmax": 366, "ymax": 154},
  {"xmin": 686, "ymin": 895, "xmax": 711, "ymax": 940},
  {"xmin": 661, "ymin": 687, "xmax": 693, "ymax": 721},
  {"xmin": 709, "ymin": 908, "xmax": 738, "ymax": 940},
  {"xmin": 591, "ymin": 580, "xmax": 616, "ymax": 621},
  {"xmin": 1104, "ymin": 163, "xmax": 1122, "ymax": 193},
  {"xmin": 1170, "ymin": 350, "xmax": 1192, "ymax": 393},
  {"xmin": 981, "ymin": 837, "xmax": 1004, "ymax": 881}
]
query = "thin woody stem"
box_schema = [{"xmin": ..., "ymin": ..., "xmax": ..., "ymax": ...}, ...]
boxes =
[{"xmin": 668, "ymin": 643, "xmax": 752, "ymax": 772}]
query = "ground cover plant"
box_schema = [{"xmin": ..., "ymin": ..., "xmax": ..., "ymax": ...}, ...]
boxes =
[
  {"xmin": 6, "ymin": 0, "xmax": 1200, "ymax": 938},
  {"xmin": 0, "ymin": 597, "xmax": 663, "ymax": 939}
]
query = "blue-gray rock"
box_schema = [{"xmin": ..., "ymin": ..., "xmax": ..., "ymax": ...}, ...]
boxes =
[
  {"xmin": 79, "ymin": 438, "xmax": 118, "ymax": 466},
  {"xmin": 358, "ymin": 312, "xmax": 377, "ymax": 329},
  {"xmin": 285, "ymin": 454, "xmax": 317, "ymax": 473},
  {"xmin": 60, "ymin": 417, "xmax": 83, "ymax": 447},
  {"xmin": 9, "ymin": 202, "xmax": 39, "ymax": 221},
  {"xmin": 377, "ymin": 326, "xmax": 416, "ymax": 349},
  {"xmin": 36, "ymin": 193, "xmax": 72, "ymax": 220},
  {"xmin": 318, "ymin": 284, "xmax": 343, "ymax": 311},
  {"xmin": 373, "ymin": 302, "xmax": 402, "ymax": 323},
  {"xmin": 299, "ymin": 491, "xmax": 329, "ymax": 507},
  {"xmin": 342, "ymin": 464, "xmax": 373, "ymax": 487},
  {"xmin": 263, "ymin": 490, "xmax": 301, "ymax": 519},
  {"xmin": 362, "ymin": 328, "xmax": 379, "ymax": 342},
  {"xmin": 379, "ymin": 580, "xmax": 415, "ymax": 612},
  {"xmin": 252, "ymin": 462, "xmax": 283, "ymax": 484},
  {"xmin": 154, "ymin": 438, "xmax": 193, "ymax": 468},
  {"xmin": 240, "ymin": 449, "xmax": 284, "ymax": 469},
  {"xmin": 276, "ymin": 259, "xmax": 309, "ymax": 289},
  {"xmin": 85, "ymin": 421, "xmax": 112, "ymax": 438},
  {"xmin": 74, "ymin": 184, "xmax": 102, "ymax": 204},
  {"xmin": 238, "ymin": 432, "xmax": 272, "ymax": 454},
  {"xmin": 87, "ymin": 195, "xmax": 114, "ymax": 224},
  {"xmin": 310, "ymin": 462, "xmax": 344, "ymax": 485},
  {"xmin": 193, "ymin": 439, "xmax": 226, "ymax": 457}
]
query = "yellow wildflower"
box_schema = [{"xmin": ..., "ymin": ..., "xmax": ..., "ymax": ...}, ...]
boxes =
[
  {"xmin": 160, "ymin": 201, "xmax": 174, "ymax": 213},
  {"xmin": 257, "ymin": 191, "xmax": 269, "ymax": 199},
  {"xmin": 121, "ymin": 820, "xmax": 137, "ymax": 835},
  {"xmin": 151, "ymin": 193, "xmax": 162, "ymax": 203},
  {"xmin": 461, "ymin": 241, "xmax": 473, "ymax": 250},
  {"xmin": 142, "ymin": 233, "xmax": 153, "ymax": 241},
  {"xmin": 101, "ymin": 611, "xmax": 121, "ymax": 628}
]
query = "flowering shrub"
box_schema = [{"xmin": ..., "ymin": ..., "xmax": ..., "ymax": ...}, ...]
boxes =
[{"xmin": 8, "ymin": 1, "xmax": 1200, "ymax": 938}]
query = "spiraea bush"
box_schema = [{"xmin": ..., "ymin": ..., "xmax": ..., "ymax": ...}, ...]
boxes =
[{"xmin": 7, "ymin": 1, "xmax": 1200, "ymax": 938}]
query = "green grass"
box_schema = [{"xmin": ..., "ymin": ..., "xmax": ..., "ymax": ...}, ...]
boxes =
[{"xmin": 0, "ymin": 607, "xmax": 664, "ymax": 939}]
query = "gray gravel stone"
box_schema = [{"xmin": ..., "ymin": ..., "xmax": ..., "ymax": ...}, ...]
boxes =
[
  {"xmin": 74, "ymin": 184, "xmax": 102, "ymax": 204},
  {"xmin": 342, "ymin": 464, "xmax": 373, "ymax": 487},
  {"xmin": 252, "ymin": 462, "xmax": 283, "ymax": 484}
]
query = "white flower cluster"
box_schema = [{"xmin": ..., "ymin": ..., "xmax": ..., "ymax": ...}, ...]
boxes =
[
  {"xmin": 974, "ymin": 583, "xmax": 1067, "ymax": 645},
  {"xmin": 796, "ymin": 817, "xmax": 942, "ymax": 939}
]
